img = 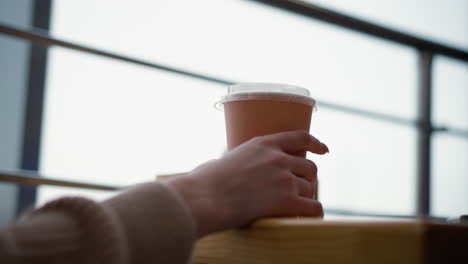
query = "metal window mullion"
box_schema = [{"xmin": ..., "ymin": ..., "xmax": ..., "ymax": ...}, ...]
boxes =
[
  {"xmin": 16, "ymin": 0, "xmax": 52, "ymax": 215},
  {"xmin": 416, "ymin": 50, "xmax": 433, "ymax": 217}
]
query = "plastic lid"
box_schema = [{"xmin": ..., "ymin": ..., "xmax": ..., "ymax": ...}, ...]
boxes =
[{"xmin": 215, "ymin": 83, "xmax": 316, "ymax": 111}]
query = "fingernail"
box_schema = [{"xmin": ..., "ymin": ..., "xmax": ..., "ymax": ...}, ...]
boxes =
[{"xmin": 321, "ymin": 143, "xmax": 329, "ymax": 153}]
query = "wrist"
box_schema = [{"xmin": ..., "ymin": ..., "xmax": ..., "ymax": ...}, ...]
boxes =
[{"xmin": 166, "ymin": 173, "xmax": 220, "ymax": 238}]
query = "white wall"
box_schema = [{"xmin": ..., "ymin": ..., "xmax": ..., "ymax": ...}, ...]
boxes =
[{"xmin": 0, "ymin": 0, "xmax": 33, "ymax": 224}]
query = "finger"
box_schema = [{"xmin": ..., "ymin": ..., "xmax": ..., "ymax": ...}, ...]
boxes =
[
  {"xmin": 295, "ymin": 176, "xmax": 315, "ymax": 198},
  {"xmin": 289, "ymin": 198, "xmax": 324, "ymax": 217},
  {"xmin": 264, "ymin": 130, "xmax": 328, "ymax": 155},
  {"xmin": 289, "ymin": 156, "xmax": 318, "ymax": 183}
]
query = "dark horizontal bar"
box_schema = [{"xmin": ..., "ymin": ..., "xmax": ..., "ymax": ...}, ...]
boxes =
[
  {"xmin": 316, "ymin": 102, "xmax": 468, "ymax": 137},
  {"xmin": 250, "ymin": 0, "xmax": 468, "ymax": 62},
  {"xmin": 0, "ymin": 170, "xmax": 122, "ymax": 191},
  {"xmin": 322, "ymin": 103, "xmax": 468, "ymax": 138},
  {"xmin": 0, "ymin": 23, "xmax": 235, "ymax": 86},
  {"xmin": 433, "ymin": 125, "xmax": 468, "ymax": 139},
  {"xmin": 325, "ymin": 208, "xmax": 446, "ymax": 221},
  {"xmin": 317, "ymin": 100, "xmax": 414, "ymax": 126}
]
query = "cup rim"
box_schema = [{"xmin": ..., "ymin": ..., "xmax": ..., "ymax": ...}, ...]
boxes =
[{"xmin": 214, "ymin": 83, "xmax": 317, "ymax": 111}]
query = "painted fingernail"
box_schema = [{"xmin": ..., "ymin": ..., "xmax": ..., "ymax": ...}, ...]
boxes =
[{"xmin": 321, "ymin": 143, "xmax": 329, "ymax": 153}]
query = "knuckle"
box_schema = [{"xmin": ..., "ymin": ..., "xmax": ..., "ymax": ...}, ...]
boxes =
[
  {"xmin": 283, "ymin": 193, "xmax": 297, "ymax": 204},
  {"xmin": 296, "ymin": 130, "xmax": 311, "ymax": 143},
  {"xmin": 301, "ymin": 179, "xmax": 314, "ymax": 197},
  {"xmin": 276, "ymin": 173, "xmax": 295, "ymax": 189},
  {"xmin": 308, "ymin": 183, "xmax": 316, "ymax": 197},
  {"xmin": 250, "ymin": 136, "xmax": 272, "ymax": 148},
  {"xmin": 252, "ymin": 136, "xmax": 269, "ymax": 145},
  {"xmin": 246, "ymin": 137, "xmax": 270, "ymax": 153},
  {"xmin": 250, "ymin": 136, "xmax": 263, "ymax": 144},
  {"xmin": 247, "ymin": 136, "xmax": 263, "ymax": 147},
  {"xmin": 267, "ymin": 152, "xmax": 289, "ymax": 167},
  {"xmin": 308, "ymin": 160, "xmax": 318, "ymax": 176}
]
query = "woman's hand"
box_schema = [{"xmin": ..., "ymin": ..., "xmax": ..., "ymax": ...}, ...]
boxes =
[{"xmin": 166, "ymin": 130, "xmax": 329, "ymax": 238}]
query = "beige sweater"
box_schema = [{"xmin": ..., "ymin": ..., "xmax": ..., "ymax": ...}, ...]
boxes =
[{"xmin": 0, "ymin": 182, "xmax": 196, "ymax": 264}]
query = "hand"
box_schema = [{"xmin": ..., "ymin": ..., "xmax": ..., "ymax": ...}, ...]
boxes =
[{"xmin": 166, "ymin": 130, "xmax": 329, "ymax": 238}]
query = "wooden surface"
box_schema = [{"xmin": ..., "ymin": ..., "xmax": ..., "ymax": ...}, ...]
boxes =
[{"xmin": 193, "ymin": 217, "xmax": 468, "ymax": 264}]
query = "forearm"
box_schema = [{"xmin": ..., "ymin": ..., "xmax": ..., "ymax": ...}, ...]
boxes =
[{"xmin": 0, "ymin": 182, "xmax": 196, "ymax": 264}]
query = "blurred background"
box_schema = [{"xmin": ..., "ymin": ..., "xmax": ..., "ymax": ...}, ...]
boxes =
[{"xmin": 1, "ymin": 0, "xmax": 467, "ymax": 224}]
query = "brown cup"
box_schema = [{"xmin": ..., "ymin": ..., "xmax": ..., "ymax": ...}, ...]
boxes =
[{"xmin": 216, "ymin": 83, "xmax": 316, "ymax": 157}]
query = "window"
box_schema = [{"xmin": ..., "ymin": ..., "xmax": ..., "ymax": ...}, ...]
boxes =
[
  {"xmin": 431, "ymin": 56, "xmax": 468, "ymax": 217},
  {"xmin": 308, "ymin": 0, "xmax": 468, "ymax": 51},
  {"xmin": 33, "ymin": 0, "xmax": 467, "ymax": 217},
  {"xmin": 38, "ymin": 48, "xmax": 226, "ymax": 204}
]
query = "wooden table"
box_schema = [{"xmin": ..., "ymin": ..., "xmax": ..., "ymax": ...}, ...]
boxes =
[{"xmin": 193, "ymin": 217, "xmax": 468, "ymax": 264}]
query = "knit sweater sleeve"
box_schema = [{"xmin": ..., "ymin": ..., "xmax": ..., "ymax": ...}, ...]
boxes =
[{"xmin": 0, "ymin": 181, "xmax": 197, "ymax": 264}]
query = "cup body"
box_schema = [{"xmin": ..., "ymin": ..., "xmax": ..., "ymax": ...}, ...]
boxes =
[{"xmin": 219, "ymin": 83, "xmax": 316, "ymax": 157}]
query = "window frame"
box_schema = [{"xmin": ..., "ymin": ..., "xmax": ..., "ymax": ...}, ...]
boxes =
[{"xmin": 1, "ymin": 0, "xmax": 467, "ymax": 217}]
